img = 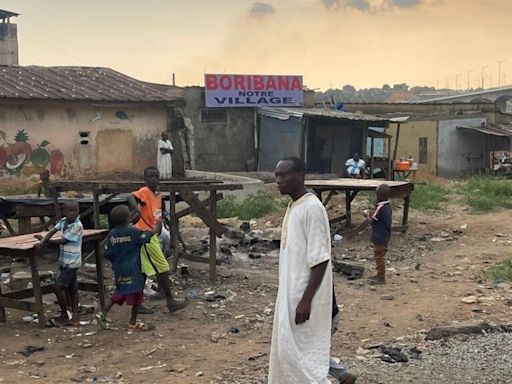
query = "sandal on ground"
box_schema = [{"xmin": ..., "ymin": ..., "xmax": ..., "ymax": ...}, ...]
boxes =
[
  {"xmin": 149, "ymin": 291, "xmax": 166, "ymax": 300},
  {"xmin": 128, "ymin": 322, "xmax": 155, "ymax": 331},
  {"xmin": 167, "ymin": 299, "xmax": 189, "ymax": 314},
  {"xmin": 95, "ymin": 312, "xmax": 109, "ymax": 330},
  {"xmin": 138, "ymin": 304, "xmax": 155, "ymax": 314}
]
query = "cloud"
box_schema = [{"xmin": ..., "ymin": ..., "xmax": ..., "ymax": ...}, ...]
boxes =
[
  {"xmin": 386, "ymin": 0, "xmax": 423, "ymax": 8},
  {"xmin": 345, "ymin": 0, "xmax": 371, "ymax": 11},
  {"xmin": 321, "ymin": 0, "xmax": 341, "ymax": 9},
  {"xmin": 322, "ymin": 0, "xmax": 426, "ymax": 12},
  {"xmin": 321, "ymin": 0, "xmax": 374, "ymax": 12},
  {"xmin": 249, "ymin": 2, "xmax": 276, "ymax": 17}
]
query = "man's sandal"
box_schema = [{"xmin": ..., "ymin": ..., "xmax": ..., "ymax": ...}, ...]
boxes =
[
  {"xmin": 128, "ymin": 322, "xmax": 155, "ymax": 331},
  {"xmin": 96, "ymin": 312, "xmax": 109, "ymax": 330}
]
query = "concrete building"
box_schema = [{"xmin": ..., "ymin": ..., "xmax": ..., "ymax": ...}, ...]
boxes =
[
  {"xmin": 0, "ymin": 10, "xmax": 18, "ymax": 65},
  {"xmin": 346, "ymin": 102, "xmax": 512, "ymax": 177},
  {"xmin": 177, "ymin": 87, "xmax": 317, "ymax": 173},
  {"xmin": 0, "ymin": 66, "xmax": 185, "ymax": 183},
  {"xmin": 182, "ymin": 86, "xmax": 256, "ymax": 172},
  {"xmin": 257, "ymin": 107, "xmax": 389, "ymax": 175}
]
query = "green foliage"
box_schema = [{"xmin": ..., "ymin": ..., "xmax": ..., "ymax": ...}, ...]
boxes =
[
  {"xmin": 463, "ymin": 176, "xmax": 512, "ymax": 211},
  {"xmin": 217, "ymin": 191, "xmax": 290, "ymax": 220},
  {"xmin": 410, "ymin": 183, "xmax": 451, "ymax": 210},
  {"xmin": 99, "ymin": 214, "xmax": 109, "ymax": 229},
  {"xmin": 480, "ymin": 259, "xmax": 512, "ymax": 283}
]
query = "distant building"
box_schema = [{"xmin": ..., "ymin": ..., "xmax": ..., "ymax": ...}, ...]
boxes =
[
  {"xmin": 345, "ymin": 102, "xmax": 512, "ymax": 177},
  {"xmin": 0, "ymin": 10, "xmax": 19, "ymax": 65}
]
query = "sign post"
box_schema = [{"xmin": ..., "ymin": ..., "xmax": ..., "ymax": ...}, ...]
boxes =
[{"xmin": 205, "ymin": 74, "xmax": 304, "ymax": 108}]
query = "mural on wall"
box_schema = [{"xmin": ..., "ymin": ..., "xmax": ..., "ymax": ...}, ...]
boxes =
[{"xmin": 0, "ymin": 129, "xmax": 65, "ymax": 177}]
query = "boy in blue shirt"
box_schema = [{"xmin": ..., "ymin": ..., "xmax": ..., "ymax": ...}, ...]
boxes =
[
  {"xmin": 96, "ymin": 205, "xmax": 160, "ymax": 331},
  {"xmin": 368, "ymin": 184, "xmax": 392, "ymax": 285},
  {"xmin": 36, "ymin": 201, "xmax": 83, "ymax": 325}
]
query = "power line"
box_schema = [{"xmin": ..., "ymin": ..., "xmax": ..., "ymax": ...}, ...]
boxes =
[{"xmin": 19, "ymin": 33, "xmax": 87, "ymax": 65}]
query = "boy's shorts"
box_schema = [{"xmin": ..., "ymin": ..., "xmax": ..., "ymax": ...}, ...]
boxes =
[
  {"xmin": 140, "ymin": 234, "xmax": 170, "ymax": 276},
  {"xmin": 56, "ymin": 268, "xmax": 78, "ymax": 290},
  {"xmin": 112, "ymin": 291, "xmax": 144, "ymax": 306}
]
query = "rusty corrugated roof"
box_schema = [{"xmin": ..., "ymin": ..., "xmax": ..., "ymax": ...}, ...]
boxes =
[
  {"xmin": 0, "ymin": 66, "xmax": 181, "ymax": 103},
  {"xmin": 258, "ymin": 106, "xmax": 389, "ymax": 122}
]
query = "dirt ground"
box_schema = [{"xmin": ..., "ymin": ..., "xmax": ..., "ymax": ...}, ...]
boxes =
[{"xmin": 0, "ymin": 191, "xmax": 511, "ymax": 384}]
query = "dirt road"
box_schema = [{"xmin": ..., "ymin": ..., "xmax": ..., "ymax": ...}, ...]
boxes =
[{"xmin": 0, "ymin": 197, "xmax": 511, "ymax": 384}]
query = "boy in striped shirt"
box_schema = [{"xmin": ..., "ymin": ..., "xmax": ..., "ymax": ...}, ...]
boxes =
[{"xmin": 36, "ymin": 201, "xmax": 83, "ymax": 325}]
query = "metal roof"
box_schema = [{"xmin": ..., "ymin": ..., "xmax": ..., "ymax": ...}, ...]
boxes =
[
  {"xmin": 258, "ymin": 107, "xmax": 388, "ymax": 122},
  {"xmin": 457, "ymin": 125, "xmax": 512, "ymax": 137},
  {"xmin": 0, "ymin": 10, "xmax": 19, "ymax": 19},
  {"xmin": 0, "ymin": 66, "xmax": 182, "ymax": 103}
]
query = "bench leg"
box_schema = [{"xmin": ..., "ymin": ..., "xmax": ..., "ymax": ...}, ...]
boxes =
[
  {"xmin": 94, "ymin": 241, "xmax": 106, "ymax": 310},
  {"xmin": 402, "ymin": 196, "xmax": 411, "ymax": 233},
  {"xmin": 29, "ymin": 251, "xmax": 46, "ymax": 328},
  {"xmin": 0, "ymin": 277, "xmax": 6, "ymax": 323}
]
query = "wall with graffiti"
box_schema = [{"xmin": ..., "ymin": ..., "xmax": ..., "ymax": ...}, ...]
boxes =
[
  {"xmin": 0, "ymin": 103, "xmax": 168, "ymax": 182},
  {"xmin": 0, "ymin": 129, "xmax": 64, "ymax": 178}
]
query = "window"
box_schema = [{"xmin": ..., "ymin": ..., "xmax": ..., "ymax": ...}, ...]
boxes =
[
  {"xmin": 419, "ymin": 137, "xmax": 428, "ymax": 164},
  {"xmin": 200, "ymin": 108, "xmax": 227, "ymax": 124}
]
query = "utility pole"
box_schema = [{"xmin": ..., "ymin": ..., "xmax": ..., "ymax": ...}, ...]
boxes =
[
  {"xmin": 498, "ymin": 60, "xmax": 506, "ymax": 87},
  {"xmin": 481, "ymin": 65, "xmax": 488, "ymax": 89},
  {"xmin": 467, "ymin": 70, "xmax": 473, "ymax": 90}
]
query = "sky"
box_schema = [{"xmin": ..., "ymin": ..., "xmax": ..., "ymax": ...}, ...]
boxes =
[{"xmin": 2, "ymin": 0, "xmax": 512, "ymax": 90}]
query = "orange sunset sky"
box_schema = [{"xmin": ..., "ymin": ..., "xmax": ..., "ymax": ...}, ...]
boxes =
[{"xmin": 3, "ymin": 0, "xmax": 511, "ymax": 90}]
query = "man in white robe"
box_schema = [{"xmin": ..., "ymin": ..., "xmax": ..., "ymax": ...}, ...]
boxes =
[
  {"xmin": 268, "ymin": 157, "xmax": 357, "ymax": 384},
  {"xmin": 157, "ymin": 132, "xmax": 174, "ymax": 179}
]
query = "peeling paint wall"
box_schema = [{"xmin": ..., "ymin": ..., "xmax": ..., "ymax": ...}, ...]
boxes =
[
  {"xmin": 437, "ymin": 118, "xmax": 490, "ymax": 177},
  {"xmin": 0, "ymin": 102, "xmax": 167, "ymax": 182},
  {"xmin": 183, "ymin": 87, "xmax": 255, "ymax": 172}
]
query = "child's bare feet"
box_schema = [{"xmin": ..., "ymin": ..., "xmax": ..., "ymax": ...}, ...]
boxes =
[
  {"xmin": 52, "ymin": 314, "xmax": 69, "ymax": 324},
  {"xmin": 63, "ymin": 317, "xmax": 79, "ymax": 326}
]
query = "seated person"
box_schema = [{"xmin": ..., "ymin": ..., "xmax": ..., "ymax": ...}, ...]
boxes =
[{"xmin": 345, "ymin": 153, "xmax": 365, "ymax": 179}]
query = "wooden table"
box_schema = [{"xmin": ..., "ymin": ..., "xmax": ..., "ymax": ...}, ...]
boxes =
[
  {"xmin": 306, "ymin": 178, "xmax": 414, "ymax": 232},
  {"xmin": 0, "ymin": 229, "xmax": 108, "ymax": 328},
  {"xmin": 0, "ymin": 196, "xmax": 130, "ymax": 236},
  {"xmin": 50, "ymin": 180, "xmax": 243, "ymax": 281},
  {"xmin": 393, "ymin": 169, "xmax": 417, "ymax": 182}
]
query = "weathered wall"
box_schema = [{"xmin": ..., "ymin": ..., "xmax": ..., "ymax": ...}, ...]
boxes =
[
  {"xmin": 182, "ymin": 87, "xmax": 255, "ymax": 172},
  {"xmin": 388, "ymin": 121, "xmax": 438, "ymax": 175},
  {"xmin": 259, "ymin": 115, "xmax": 302, "ymax": 172},
  {"xmin": 437, "ymin": 117, "xmax": 489, "ymax": 177},
  {"xmin": 0, "ymin": 101, "xmax": 167, "ymax": 182}
]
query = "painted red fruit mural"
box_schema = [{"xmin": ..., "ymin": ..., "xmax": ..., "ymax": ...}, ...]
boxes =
[
  {"xmin": 0, "ymin": 129, "xmax": 63, "ymax": 177},
  {"xmin": 50, "ymin": 150, "xmax": 64, "ymax": 176}
]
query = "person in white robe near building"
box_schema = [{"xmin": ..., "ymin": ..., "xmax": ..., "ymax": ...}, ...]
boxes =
[
  {"xmin": 157, "ymin": 132, "xmax": 173, "ymax": 179},
  {"xmin": 269, "ymin": 157, "xmax": 356, "ymax": 384}
]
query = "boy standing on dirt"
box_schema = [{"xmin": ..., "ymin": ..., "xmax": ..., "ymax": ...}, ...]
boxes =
[
  {"xmin": 96, "ymin": 205, "xmax": 160, "ymax": 331},
  {"xmin": 368, "ymin": 184, "xmax": 392, "ymax": 285},
  {"xmin": 35, "ymin": 201, "xmax": 83, "ymax": 325},
  {"xmin": 127, "ymin": 166, "xmax": 187, "ymax": 314}
]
